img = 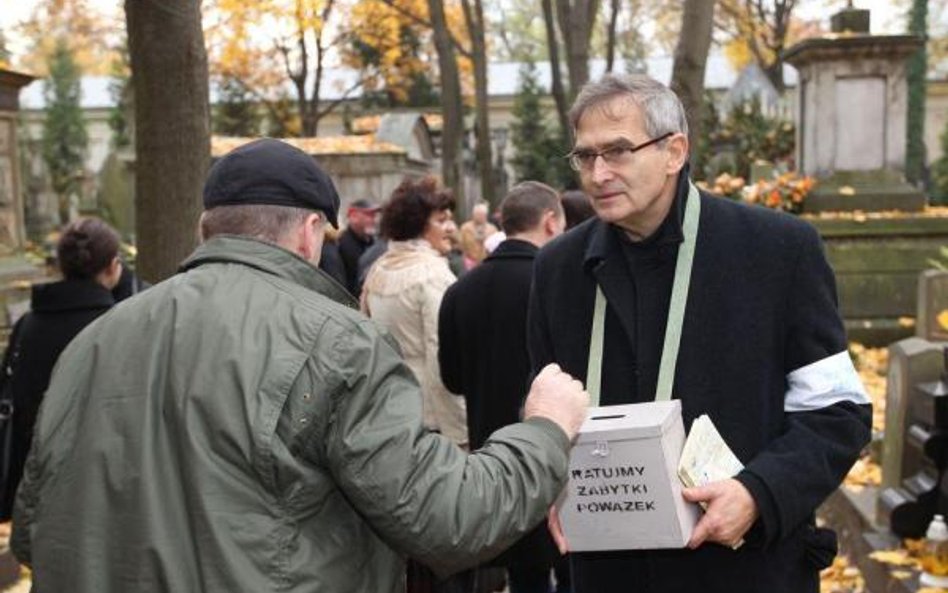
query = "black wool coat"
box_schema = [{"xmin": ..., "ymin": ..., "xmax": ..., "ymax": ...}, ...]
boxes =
[
  {"xmin": 438, "ymin": 238, "xmax": 557, "ymax": 569},
  {"xmin": 0, "ymin": 279, "xmax": 115, "ymax": 519},
  {"xmin": 338, "ymin": 228, "xmax": 374, "ymax": 296},
  {"xmin": 527, "ymin": 173, "xmax": 872, "ymax": 593}
]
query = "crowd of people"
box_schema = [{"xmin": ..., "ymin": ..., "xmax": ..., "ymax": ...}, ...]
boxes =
[{"xmin": 0, "ymin": 72, "xmax": 870, "ymax": 593}]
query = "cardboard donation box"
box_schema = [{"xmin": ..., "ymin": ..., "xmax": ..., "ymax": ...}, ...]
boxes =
[{"xmin": 555, "ymin": 400, "xmax": 700, "ymax": 551}]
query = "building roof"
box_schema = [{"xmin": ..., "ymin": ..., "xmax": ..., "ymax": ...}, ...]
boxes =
[
  {"xmin": 20, "ymin": 74, "xmax": 112, "ymax": 109},
  {"xmin": 485, "ymin": 55, "xmax": 799, "ymax": 96},
  {"xmin": 211, "ymin": 135, "xmax": 406, "ymax": 158}
]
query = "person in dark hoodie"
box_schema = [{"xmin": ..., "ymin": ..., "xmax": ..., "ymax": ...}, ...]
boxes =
[{"xmin": 0, "ymin": 217, "xmax": 122, "ymax": 519}]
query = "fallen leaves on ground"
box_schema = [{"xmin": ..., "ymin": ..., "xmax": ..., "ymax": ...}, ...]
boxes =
[
  {"xmin": 850, "ymin": 343, "xmax": 887, "ymax": 433},
  {"xmin": 805, "ymin": 206, "xmax": 948, "ymax": 221},
  {"xmin": 844, "ymin": 456, "xmax": 882, "ymax": 490},
  {"xmin": 869, "ymin": 549, "xmax": 922, "ymax": 568},
  {"xmin": 821, "ymin": 555, "xmax": 865, "ymax": 593}
]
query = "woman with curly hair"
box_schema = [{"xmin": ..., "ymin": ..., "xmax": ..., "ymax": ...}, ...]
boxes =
[
  {"xmin": 0, "ymin": 218, "xmax": 122, "ymax": 519},
  {"xmin": 361, "ymin": 177, "xmax": 467, "ymax": 447}
]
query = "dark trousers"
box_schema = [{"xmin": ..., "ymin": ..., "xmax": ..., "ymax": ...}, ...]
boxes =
[{"xmin": 508, "ymin": 554, "xmax": 572, "ymax": 593}]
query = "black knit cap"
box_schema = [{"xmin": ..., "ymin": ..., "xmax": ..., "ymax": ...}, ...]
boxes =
[{"xmin": 203, "ymin": 138, "xmax": 340, "ymax": 227}]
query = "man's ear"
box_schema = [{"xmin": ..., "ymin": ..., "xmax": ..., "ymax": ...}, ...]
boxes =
[
  {"xmin": 296, "ymin": 212, "xmax": 324, "ymax": 260},
  {"xmin": 543, "ymin": 210, "xmax": 557, "ymax": 237},
  {"xmin": 665, "ymin": 132, "xmax": 690, "ymax": 175}
]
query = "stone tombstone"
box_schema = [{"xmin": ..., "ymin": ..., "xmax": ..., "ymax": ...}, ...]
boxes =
[
  {"xmin": 917, "ymin": 270, "xmax": 948, "ymax": 342},
  {"xmin": 0, "ymin": 68, "xmax": 35, "ymax": 254},
  {"xmin": 881, "ymin": 338, "xmax": 947, "ymax": 497},
  {"xmin": 782, "ymin": 13, "xmax": 924, "ymax": 213}
]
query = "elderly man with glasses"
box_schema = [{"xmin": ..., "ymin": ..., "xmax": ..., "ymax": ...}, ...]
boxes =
[{"xmin": 528, "ymin": 73, "xmax": 871, "ymax": 593}]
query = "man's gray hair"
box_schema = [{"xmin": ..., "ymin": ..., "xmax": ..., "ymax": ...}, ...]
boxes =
[
  {"xmin": 199, "ymin": 204, "xmax": 317, "ymax": 244},
  {"xmin": 568, "ymin": 74, "xmax": 688, "ymax": 139}
]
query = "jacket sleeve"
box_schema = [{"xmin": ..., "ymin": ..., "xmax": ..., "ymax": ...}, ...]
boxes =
[
  {"xmin": 321, "ymin": 318, "xmax": 571, "ymax": 576},
  {"xmin": 735, "ymin": 223, "xmax": 872, "ymax": 545},
  {"xmin": 437, "ymin": 284, "xmax": 463, "ymax": 395}
]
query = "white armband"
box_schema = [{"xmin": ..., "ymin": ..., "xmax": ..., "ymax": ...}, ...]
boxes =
[{"xmin": 785, "ymin": 350, "xmax": 870, "ymax": 412}]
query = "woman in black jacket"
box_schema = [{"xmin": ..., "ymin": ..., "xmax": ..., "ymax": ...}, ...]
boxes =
[{"xmin": 0, "ymin": 218, "xmax": 122, "ymax": 519}]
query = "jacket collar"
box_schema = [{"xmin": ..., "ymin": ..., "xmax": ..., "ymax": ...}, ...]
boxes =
[
  {"xmin": 486, "ymin": 238, "xmax": 538, "ymax": 261},
  {"xmin": 180, "ymin": 235, "xmax": 358, "ymax": 309},
  {"xmin": 31, "ymin": 279, "xmax": 115, "ymax": 313},
  {"xmin": 583, "ymin": 162, "xmax": 692, "ymax": 270}
]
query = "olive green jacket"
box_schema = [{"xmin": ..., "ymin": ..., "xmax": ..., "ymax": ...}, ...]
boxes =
[{"xmin": 12, "ymin": 236, "xmax": 571, "ymax": 593}]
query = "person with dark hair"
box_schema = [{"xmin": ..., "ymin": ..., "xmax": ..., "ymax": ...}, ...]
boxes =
[
  {"xmin": 0, "ymin": 217, "xmax": 122, "ymax": 519},
  {"xmin": 439, "ymin": 181, "xmax": 568, "ymax": 593},
  {"xmin": 11, "ymin": 139, "xmax": 590, "ymax": 593},
  {"xmin": 560, "ymin": 190, "xmax": 596, "ymax": 230},
  {"xmin": 361, "ymin": 176, "xmax": 467, "ymax": 446}
]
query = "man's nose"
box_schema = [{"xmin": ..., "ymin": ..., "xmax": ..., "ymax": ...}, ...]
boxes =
[{"xmin": 590, "ymin": 156, "xmax": 614, "ymax": 184}]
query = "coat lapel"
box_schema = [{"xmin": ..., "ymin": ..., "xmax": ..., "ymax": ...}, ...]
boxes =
[{"xmin": 585, "ymin": 221, "xmax": 638, "ymax": 349}]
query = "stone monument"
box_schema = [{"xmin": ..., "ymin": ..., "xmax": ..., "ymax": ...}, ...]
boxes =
[
  {"xmin": 781, "ymin": 4, "xmax": 948, "ymax": 346},
  {"xmin": 0, "ymin": 68, "xmax": 34, "ymax": 252},
  {"xmin": 0, "ymin": 68, "xmax": 44, "ymax": 333},
  {"xmin": 783, "ymin": 7, "xmax": 924, "ymax": 213}
]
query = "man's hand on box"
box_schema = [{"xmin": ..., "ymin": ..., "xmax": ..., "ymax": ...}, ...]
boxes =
[
  {"xmin": 523, "ymin": 364, "xmax": 589, "ymax": 441},
  {"xmin": 682, "ymin": 479, "xmax": 758, "ymax": 549},
  {"xmin": 547, "ymin": 506, "xmax": 569, "ymax": 554}
]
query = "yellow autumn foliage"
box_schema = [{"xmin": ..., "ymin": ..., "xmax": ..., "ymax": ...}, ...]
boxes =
[
  {"xmin": 12, "ymin": 0, "xmax": 119, "ymax": 76},
  {"xmin": 342, "ymin": 0, "xmax": 474, "ymax": 104}
]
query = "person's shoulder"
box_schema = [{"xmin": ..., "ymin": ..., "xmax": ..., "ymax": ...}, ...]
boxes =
[{"xmin": 443, "ymin": 256, "xmax": 495, "ymax": 296}]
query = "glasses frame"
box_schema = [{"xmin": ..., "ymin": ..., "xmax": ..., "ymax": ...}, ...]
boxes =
[{"xmin": 566, "ymin": 132, "xmax": 675, "ymax": 172}]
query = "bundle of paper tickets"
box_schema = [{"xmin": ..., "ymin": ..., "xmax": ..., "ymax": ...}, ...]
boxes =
[
  {"xmin": 678, "ymin": 414, "xmax": 746, "ymax": 548},
  {"xmin": 677, "ymin": 414, "xmax": 744, "ymax": 491}
]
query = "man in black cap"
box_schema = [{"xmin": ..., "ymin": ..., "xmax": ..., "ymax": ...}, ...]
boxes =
[
  {"xmin": 11, "ymin": 138, "xmax": 590, "ymax": 593},
  {"xmin": 338, "ymin": 198, "xmax": 380, "ymax": 296}
]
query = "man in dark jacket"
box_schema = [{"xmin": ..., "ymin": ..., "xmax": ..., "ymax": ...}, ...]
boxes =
[
  {"xmin": 12, "ymin": 139, "xmax": 590, "ymax": 593},
  {"xmin": 338, "ymin": 198, "xmax": 380, "ymax": 295},
  {"xmin": 439, "ymin": 181, "xmax": 567, "ymax": 592},
  {"xmin": 529, "ymin": 74, "xmax": 872, "ymax": 593}
]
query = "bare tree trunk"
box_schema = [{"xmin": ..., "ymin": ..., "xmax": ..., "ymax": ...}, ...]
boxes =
[
  {"xmin": 670, "ymin": 0, "xmax": 715, "ymax": 161},
  {"xmin": 542, "ymin": 0, "xmax": 571, "ymax": 141},
  {"xmin": 428, "ymin": 0, "xmax": 465, "ymax": 204},
  {"xmin": 462, "ymin": 0, "xmax": 494, "ymax": 208},
  {"xmin": 605, "ymin": 0, "xmax": 621, "ymax": 73},
  {"xmin": 126, "ymin": 0, "xmax": 209, "ymax": 283},
  {"xmin": 556, "ymin": 0, "xmax": 599, "ymax": 99}
]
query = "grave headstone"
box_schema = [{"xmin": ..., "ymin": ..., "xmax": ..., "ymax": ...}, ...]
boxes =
[
  {"xmin": 917, "ymin": 270, "xmax": 948, "ymax": 342},
  {"xmin": 881, "ymin": 338, "xmax": 947, "ymax": 500},
  {"xmin": 879, "ymin": 348, "xmax": 948, "ymax": 537}
]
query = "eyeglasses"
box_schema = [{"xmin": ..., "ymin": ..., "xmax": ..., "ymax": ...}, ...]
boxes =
[{"xmin": 566, "ymin": 132, "xmax": 674, "ymax": 171}]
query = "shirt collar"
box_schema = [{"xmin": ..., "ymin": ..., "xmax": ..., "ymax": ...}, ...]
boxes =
[
  {"xmin": 179, "ymin": 235, "xmax": 358, "ymax": 309},
  {"xmin": 583, "ymin": 162, "xmax": 692, "ymax": 270}
]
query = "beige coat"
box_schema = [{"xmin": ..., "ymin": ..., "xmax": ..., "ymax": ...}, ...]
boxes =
[{"xmin": 362, "ymin": 240, "xmax": 467, "ymax": 445}]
